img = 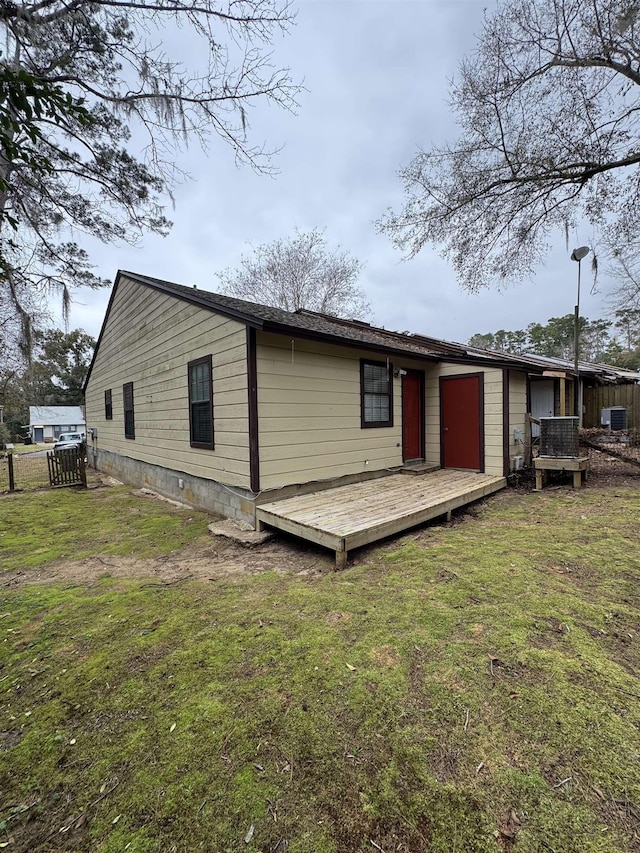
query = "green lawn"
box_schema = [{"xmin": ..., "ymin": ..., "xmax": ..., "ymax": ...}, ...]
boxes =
[
  {"xmin": 0, "ymin": 481, "xmax": 211, "ymax": 570},
  {"xmin": 1, "ymin": 483, "xmax": 639, "ymax": 852}
]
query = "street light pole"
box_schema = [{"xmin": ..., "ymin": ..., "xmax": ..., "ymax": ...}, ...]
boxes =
[{"xmin": 570, "ymin": 246, "xmax": 590, "ymax": 424}]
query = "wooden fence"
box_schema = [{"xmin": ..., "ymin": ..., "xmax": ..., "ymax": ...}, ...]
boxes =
[
  {"xmin": 47, "ymin": 447, "xmax": 87, "ymax": 488},
  {"xmin": 0, "ymin": 448, "xmax": 86, "ymax": 492},
  {"xmin": 0, "ymin": 452, "xmax": 50, "ymax": 491},
  {"xmin": 583, "ymin": 384, "xmax": 640, "ymax": 429}
]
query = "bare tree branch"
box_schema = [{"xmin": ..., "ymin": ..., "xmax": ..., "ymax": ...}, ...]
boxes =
[
  {"xmin": 216, "ymin": 229, "xmax": 371, "ymax": 319},
  {"xmin": 378, "ymin": 0, "xmax": 640, "ymax": 296},
  {"xmin": 0, "ymin": 0, "xmax": 301, "ymax": 352}
]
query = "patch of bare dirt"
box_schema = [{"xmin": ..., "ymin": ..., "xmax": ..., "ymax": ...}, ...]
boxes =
[
  {"xmin": 0, "ymin": 728, "xmax": 23, "ymax": 750},
  {"xmin": 593, "ymin": 795, "xmax": 640, "ymax": 853},
  {"xmin": 429, "ymin": 743, "xmax": 461, "ymax": 783},
  {"xmin": 583, "ymin": 445, "xmax": 640, "ymax": 487},
  {"xmin": 2, "ymin": 533, "xmax": 336, "ymax": 590},
  {"xmin": 325, "ymin": 611, "xmax": 352, "ymax": 625},
  {"xmin": 370, "ymin": 645, "xmax": 401, "ymax": 667}
]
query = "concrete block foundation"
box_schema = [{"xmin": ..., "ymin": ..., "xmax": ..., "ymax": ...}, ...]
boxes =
[{"xmin": 88, "ymin": 447, "xmax": 256, "ymax": 526}]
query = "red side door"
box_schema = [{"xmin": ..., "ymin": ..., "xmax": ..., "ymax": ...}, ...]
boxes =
[
  {"xmin": 402, "ymin": 371, "xmax": 423, "ymax": 462},
  {"xmin": 440, "ymin": 374, "xmax": 483, "ymax": 471}
]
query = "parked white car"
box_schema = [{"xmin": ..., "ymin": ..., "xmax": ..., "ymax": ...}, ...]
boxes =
[{"xmin": 54, "ymin": 432, "xmax": 84, "ymax": 450}]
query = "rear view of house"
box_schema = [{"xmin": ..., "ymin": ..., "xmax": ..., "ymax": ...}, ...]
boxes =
[{"xmin": 84, "ymin": 271, "xmax": 541, "ymax": 560}]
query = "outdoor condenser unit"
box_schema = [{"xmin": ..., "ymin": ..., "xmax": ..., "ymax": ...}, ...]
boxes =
[
  {"xmin": 600, "ymin": 406, "xmax": 627, "ymax": 430},
  {"xmin": 539, "ymin": 417, "xmax": 579, "ymax": 458}
]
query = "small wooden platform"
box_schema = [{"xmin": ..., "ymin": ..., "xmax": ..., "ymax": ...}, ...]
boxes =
[
  {"xmin": 534, "ymin": 456, "xmax": 589, "ymax": 490},
  {"xmin": 256, "ymin": 469, "xmax": 506, "ymax": 568},
  {"xmin": 400, "ymin": 461, "xmax": 440, "ymax": 475}
]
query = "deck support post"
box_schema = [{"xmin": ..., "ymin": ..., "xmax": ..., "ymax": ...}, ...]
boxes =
[
  {"xmin": 445, "ymin": 510, "xmax": 452, "ymax": 522},
  {"xmin": 255, "ymin": 517, "xmax": 266, "ymax": 533},
  {"xmin": 572, "ymin": 469, "xmax": 587, "ymax": 489},
  {"xmin": 335, "ymin": 542, "xmax": 347, "ymax": 571}
]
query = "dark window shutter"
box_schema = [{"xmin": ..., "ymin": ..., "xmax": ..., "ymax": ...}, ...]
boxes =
[
  {"xmin": 123, "ymin": 382, "xmax": 135, "ymax": 439},
  {"xmin": 188, "ymin": 356, "xmax": 214, "ymax": 449},
  {"xmin": 360, "ymin": 360, "xmax": 393, "ymax": 428}
]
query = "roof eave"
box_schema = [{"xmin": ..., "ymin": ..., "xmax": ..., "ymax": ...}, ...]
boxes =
[
  {"xmin": 120, "ymin": 270, "xmax": 264, "ymax": 329},
  {"xmin": 261, "ymin": 321, "xmax": 442, "ymax": 362},
  {"xmin": 83, "ymin": 272, "xmax": 123, "ymax": 394},
  {"xmin": 83, "ymin": 270, "xmax": 266, "ymax": 393},
  {"xmin": 443, "ymin": 353, "xmax": 543, "ymax": 373}
]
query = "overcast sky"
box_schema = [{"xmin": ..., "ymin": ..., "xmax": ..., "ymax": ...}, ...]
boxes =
[{"xmin": 59, "ymin": 0, "xmax": 610, "ymax": 345}]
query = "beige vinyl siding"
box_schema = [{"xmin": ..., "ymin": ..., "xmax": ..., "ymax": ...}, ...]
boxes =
[
  {"xmin": 425, "ymin": 363, "xmax": 505, "ymax": 476},
  {"xmin": 85, "ymin": 275, "xmax": 250, "ymax": 488},
  {"xmin": 256, "ymin": 333, "xmax": 432, "ymax": 490},
  {"xmin": 508, "ymin": 371, "xmax": 528, "ymax": 463}
]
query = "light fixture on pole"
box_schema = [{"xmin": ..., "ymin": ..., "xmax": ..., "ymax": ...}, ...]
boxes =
[{"xmin": 570, "ymin": 246, "xmax": 590, "ymax": 422}]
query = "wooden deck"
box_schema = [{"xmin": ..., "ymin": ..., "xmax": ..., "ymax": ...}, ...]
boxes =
[{"xmin": 256, "ymin": 469, "xmax": 506, "ymax": 568}]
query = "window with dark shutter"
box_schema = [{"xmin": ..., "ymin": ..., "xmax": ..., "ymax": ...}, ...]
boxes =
[
  {"xmin": 105, "ymin": 389, "xmax": 113, "ymax": 420},
  {"xmin": 123, "ymin": 382, "xmax": 135, "ymax": 439},
  {"xmin": 188, "ymin": 356, "xmax": 213, "ymax": 449},
  {"xmin": 360, "ymin": 360, "xmax": 393, "ymax": 428}
]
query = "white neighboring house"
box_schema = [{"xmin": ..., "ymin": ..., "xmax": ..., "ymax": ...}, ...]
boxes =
[{"xmin": 29, "ymin": 406, "xmax": 86, "ymax": 443}]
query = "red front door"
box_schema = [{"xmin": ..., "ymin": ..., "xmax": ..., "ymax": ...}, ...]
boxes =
[
  {"xmin": 440, "ymin": 374, "xmax": 483, "ymax": 471},
  {"xmin": 402, "ymin": 371, "xmax": 423, "ymax": 461}
]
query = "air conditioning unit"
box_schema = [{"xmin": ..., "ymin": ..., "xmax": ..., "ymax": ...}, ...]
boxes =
[
  {"xmin": 539, "ymin": 417, "xmax": 579, "ymax": 457},
  {"xmin": 600, "ymin": 406, "xmax": 627, "ymax": 430}
]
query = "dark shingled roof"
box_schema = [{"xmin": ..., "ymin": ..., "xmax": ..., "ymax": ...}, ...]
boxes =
[
  {"xmin": 120, "ymin": 270, "xmax": 458, "ymax": 358},
  {"xmin": 118, "ymin": 270, "xmax": 539, "ymax": 369}
]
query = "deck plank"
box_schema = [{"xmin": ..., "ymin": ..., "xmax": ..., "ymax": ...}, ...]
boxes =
[
  {"xmin": 260, "ymin": 470, "xmax": 482, "ymax": 522},
  {"xmin": 261, "ymin": 473, "xmax": 500, "ymax": 528},
  {"xmin": 345, "ymin": 480, "xmax": 504, "ymax": 547},
  {"xmin": 255, "ymin": 471, "xmax": 506, "ymax": 560}
]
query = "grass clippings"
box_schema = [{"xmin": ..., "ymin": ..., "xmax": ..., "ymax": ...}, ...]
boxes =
[{"xmin": 1, "ymin": 481, "xmax": 639, "ymax": 852}]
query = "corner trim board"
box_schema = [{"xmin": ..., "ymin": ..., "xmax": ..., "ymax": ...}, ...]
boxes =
[
  {"xmin": 247, "ymin": 327, "xmax": 260, "ymax": 493},
  {"xmin": 502, "ymin": 368, "xmax": 510, "ymax": 478}
]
